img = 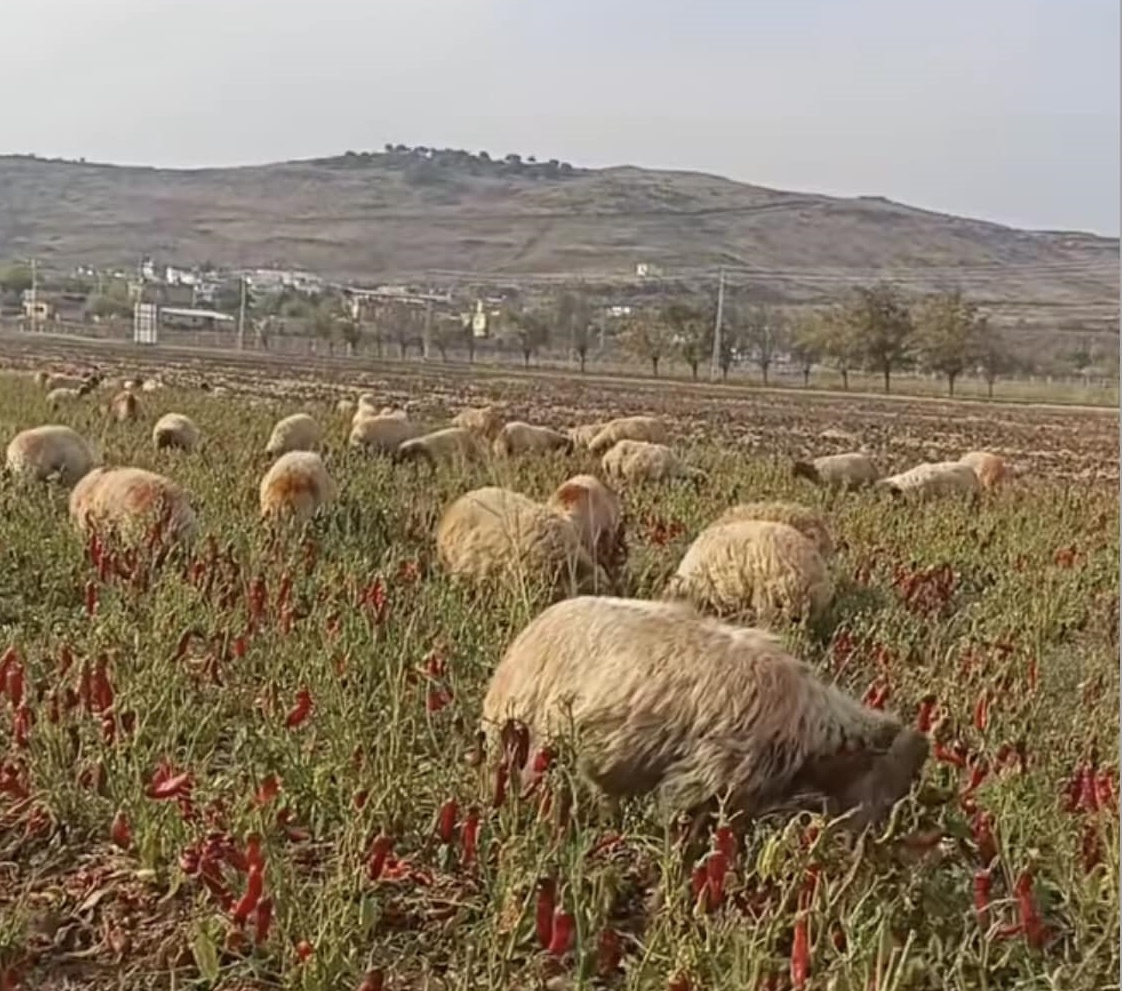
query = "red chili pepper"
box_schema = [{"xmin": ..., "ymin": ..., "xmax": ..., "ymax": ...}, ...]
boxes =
[
  {"xmin": 254, "ymin": 775, "xmax": 280, "ymax": 807},
  {"xmin": 460, "ymin": 806, "xmax": 480, "ymax": 868},
  {"xmin": 667, "ymin": 974, "xmax": 692, "ymax": 991},
  {"xmin": 1014, "ymin": 869, "xmax": 1046, "ymax": 949},
  {"xmin": 436, "ymin": 798, "xmax": 458, "ymax": 844},
  {"xmin": 970, "ymin": 809, "xmax": 997, "ymax": 866},
  {"xmin": 1080, "ymin": 820, "xmax": 1103, "ymax": 873},
  {"xmin": 715, "ymin": 825, "xmax": 737, "ymax": 865},
  {"xmin": 705, "ymin": 849, "xmax": 729, "ymax": 908},
  {"xmin": 172, "ymin": 630, "xmax": 194, "ymax": 663},
  {"xmin": 535, "ymin": 877, "xmax": 556, "ymax": 949},
  {"xmin": 284, "ymin": 687, "xmax": 312, "ymax": 729},
  {"xmin": 367, "ymin": 833, "xmax": 394, "ymax": 880},
  {"xmin": 547, "ymin": 909, "xmax": 575, "ymax": 957},
  {"xmin": 1026, "ymin": 658, "xmax": 1038, "ymax": 692},
  {"xmin": 1077, "ymin": 767, "xmax": 1100, "ymax": 813},
  {"xmin": 425, "ymin": 685, "xmax": 453, "ymax": 712},
  {"xmin": 973, "ymin": 869, "xmax": 992, "ymax": 925},
  {"xmin": 13, "ymin": 706, "xmax": 32, "ymax": 748},
  {"xmin": 245, "ymin": 833, "xmax": 264, "ymax": 871},
  {"xmin": 597, "ymin": 927, "xmax": 623, "ymax": 976},
  {"xmin": 963, "ymin": 758, "xmax": 990, "ymax": 798},
  {"xmin": 110, "ymin": 810, "xmax": 132, "ymax": 850},
  {"xmin": 790, "ymin": 912, "xmax": 810, "ymax": 989},
  {"xmin": 147, "ymin": 766, "xmax": 194, "ymax": 800},
  {"xmin": 690, "ymin": 863, "xmax": 709, "ymax": 910},
  {"xmin": 5, "ymin": 660, "xmax": 24, "ymax": 709},
  {"xmin": 492, "ymin": 763, "xmax": 509, "ymax": 808},
  {"xmin": 357, "ymin": 969, "xmax": 385, "ymax": 991},
  {"xmin": 84, "ymin": 580, "xmax": 98, "ymax": 616},
  {"xmin": 972, "ymin": 692, "xmax": 990, "ymax": 732},
  {"xmin": 935, "ymin": 742, "xmax": 968, "ymax": 768},
  {"xmin": 294, "ymin": 939, "xmax": 314, "ymax": 962},
  {"xmin": 232, "ymin": 864, "xmax": 264, "ymax": 924},
  {"xmin": 253, "ymin": 897, "xmax": 273, "ymax": 945}
]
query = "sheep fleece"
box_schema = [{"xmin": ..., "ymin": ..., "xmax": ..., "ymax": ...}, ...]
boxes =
[
  {"xmin": 482, "ymin": 596, "xmax": 924, "ymax": 819},
  {"xmin": 69, "ymin": 467, "xmax": 196, "ymax": 542},
  {"xmin": 6, "ymin": 425, "xmax": 98, "ymax": 486}
]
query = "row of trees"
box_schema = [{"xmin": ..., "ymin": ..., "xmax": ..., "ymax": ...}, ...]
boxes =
[{"xmin": 616, "ymin": 284, "xmax": 1016, "ymax": 396}]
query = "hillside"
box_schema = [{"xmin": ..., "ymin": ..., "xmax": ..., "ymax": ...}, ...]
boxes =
[{"xmin": 0, "ymin": 151, "xmax": 1117, "ymax": 341}]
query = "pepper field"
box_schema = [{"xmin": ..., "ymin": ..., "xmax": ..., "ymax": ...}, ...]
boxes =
[{"xmin": 0, "ymin": 347, "xmax": 1117, "ymax": 991}]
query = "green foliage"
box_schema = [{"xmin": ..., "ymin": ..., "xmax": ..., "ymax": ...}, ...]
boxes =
[
  {"xmin": 0, "ymin": 263, "xmax": 33, "ymax": 294},
  {"xmin": 843, "ymin": 283, "xmax": 915, "ymax": 392},
  {"xmin": 914, "ymin": 290, "xmax": 990, "ymax": 396}
]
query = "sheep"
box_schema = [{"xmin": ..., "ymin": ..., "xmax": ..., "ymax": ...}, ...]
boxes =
[
  {"xmin": 451, "ymin": 405, "xmax": 505, "ymax": 442},
  {"xmin": 348, "ymin": 413, "xmax": 422, "ymax": 454},
  {"xmin": 876, "ymin": 462, "xmax": 982, "ymax": 501},
  {"xmin": 545, "ymin": 474, "xmax": 625, "ymax": 572},
  {"xmin": 44, "ymin": 373, "xmax": 90, "ymax": 392},
  {"xmin": 568, "ymin": 421, "xmax": 610, "ymax": 449},
  {"xmin": 153, "ymin": 413, "xmax": 200, "ymax": 453},
  {"xmin": 33, "ymin": 370, "xmax": 49, "ymax": 388},
  {"xmin": 141, "ymin": 377, "xmax": 164, "ymax": 392},
  {"xmin": 959, "ymin": 451, "xmax": 1007, "ymax": 492},
  {"xmin": 436, "ymin": 486, "xmax": 607, "ymax": 596},
  {"xmin": 108, "ymin": 390, "xmax": 141, "ymax": 423},
  {"xmin": 265, "ymin": 413, "xmax": 323, "ymax": 457},
  {"xmin": 792, "ymin": 452, "xmax": 880, "ymax": 491},
  {"xmin": 492, "ymin": 422, "xmax": 574, "ymax": 458},
  {"xmin": 259, "ymin": 451, "xmax": 337, "ymax": 523},
  {"xmin": 601, "ymin": 439, "xmax": 704, "ymax": 486},
  {"xmin": 481, "ymin": 596, "xmax": 929, "ymax": 835},
  {"xmin": 663, "ymin": 519, "xmax": 834, "ymax": 623},
  {"xmin": 5, "ymin": 425, "xmax": 99, "ymax": 487},
  {"xmin": 587, "ymin": 415, "xmax": 669, "ymax": 456},
  {"xmin": 395, "ymin": 427, "xmax": 485, "ymax": 469},
  {"xmin": 357, "ymin": 392, "xmax": 379, "ymax": 413},
  {"xmin": 69, "ymin": 467, "xmax": 197, "ymax": 545},
  {"xmin": 336, "ymin": 398, "xmax": 357, "ymax": 416},
  {"xmin": 712, "ymin": 501, "xmax": 835, "ymax": 559},
  {"xmin": 47, "ymin": 380, "xmax": 97, "ymax": 408}
]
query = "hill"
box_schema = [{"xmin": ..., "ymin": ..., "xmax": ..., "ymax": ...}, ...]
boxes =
[{"xmin": 0, "ymin": 149, "xmax": 1117, "ymax": 344}]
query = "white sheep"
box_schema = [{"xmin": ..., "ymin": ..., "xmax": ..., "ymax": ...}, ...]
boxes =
[
  {"xmin": 481, "ymin": 596, "xmax": 929, "ymax": 831},
  {"xmin": 712, "ymin": 501, "xmax": 835, "ymax": 559},
  {"xmin": 792, "ymin": 452, "xmax": 880, "ymax": 491},
  {"xmin": 47, "ymin": 383, "xmax": 95, "ymax": 408},
  {"xmin": 152, "ymin": 413, "xmax": 200, "ymax": 453},
  {"xmin": 336, "ymin": 398, "xmax": 357, "ymax": 416},
  {"xmin": 545, "ymin": 474, "xmax": 625, "ymax": 572},
  {"xmin": 958, "ymin": 451, "xmax": 1007, "ymax": 492},
  {"xmin": 451, "ymin": 405, "xmax": 505, "ymax": 441},
  {"xmin": 348, "ymin": 414, "xmax": 422, "ymax": 454},
  {"xmin": 43, "ymin": 373, "xmax": 89, "ymax": 392},
  {"xmin": 587, "ymin": 415, "xmax": 669, "ymax": 455},
  {"xmin": 141, "ymin": 377, "xmax": 163, "ymax": 392},
  {"xmin": 395, "ymin": 427, "xmax": 486, "ymax": 468},
  {"xmin": 663, "ymin": 518, "xmax": 834, "ymax": 623},
  {"xmin": 492, "ymin": 422, "xmax": 574, "ymax": 458},
  {"xmin": 437, "ymin": 486, "xmax": 607, "ymax": 597},
  {"xmin": 567, "ymin": 422, "xmax": 610, "ymax": 449},
  {"xmin": 5, "ymin": 425, "xmax": 99, "ymax": 487},
  {"xmin": 108, "ymin": 390, "xmax": 141, "ymax": 423},
  {"xmin": 265, "ymin": 413, "xmax": 323, "ymax": 457},
  {"xmin": 601, "ymin": 439, "xmax": 703, "ymax": 486},
  {"xmin": 357, "ymin": 392, "xmax": 379, "ymax": 413},
  {"xmin": 876, "ymin": 461, "xmax": 982, "ymax": 501},
  {"xmin": 69, "ymin": 467, "xmax": 197, "ymax": 544},
  {"xmin": 259, "ymin": 451, "xmax": 337, "ymax": 523}
]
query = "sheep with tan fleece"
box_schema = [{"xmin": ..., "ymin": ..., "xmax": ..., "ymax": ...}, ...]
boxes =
[
  {"xmin": 69, "ymin": 467, "xmax": 197, "ymax": 545},
  {"xmin": 6, "ymin": 425, "xmax": 99, "ymax": 487}
]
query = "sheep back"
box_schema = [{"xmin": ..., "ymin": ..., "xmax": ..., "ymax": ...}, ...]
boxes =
[{"xmin": 6, "ymin": 425, "xmax": 99, "ymax": 487}]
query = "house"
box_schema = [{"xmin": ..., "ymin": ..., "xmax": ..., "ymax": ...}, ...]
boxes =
[
  {"xmin": 22, "ymin": 289, "xmax": 87, "ymax": 323},
  {"xmin": 158, "ymin": 307, "xmax": 236, "ymax": 331}
]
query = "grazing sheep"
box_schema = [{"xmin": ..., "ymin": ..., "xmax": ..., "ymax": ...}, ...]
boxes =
[
  {"xmin": 481, "ymin": 596, "xmax": 929, "ymax": 832},
  {"xmin": 348, "ymin": 413, "xmax": 422, "ymax": 454},
  {"xmin": 492, "ymin": 422, "xmax": 574, "ymax": 458},
  {"xmin": 47, "ymin": 381, "xmax": 96, "ymax": 408},
  {"xmin": 44, "ymin": 373, "xmax": 91, "ymax": 392},
  {"xmin": 436, "ymin": 486, "xmax": 607, "ymax": 596},
  {"xmin": 713, "ymin": 501, "xmax": 835, "ymax": 559},
  {"xmin": 792, "ymin": 452, "xmax": 879, "ymax": 491},
  {"xmin": 959, "ymin": 451, "xmax": 1007, "ymax": 492},
  {"xmin": 265, "ymin": 413, "xmax": 323, "ymax": 457},
  {"xmin": 108, "ymin": 390, "xmax": 141, "ymax": 423},
  {"xmin": 336, "ymin": 398, "xmax": 357, "ymax": 416},
  {"xmin": 601, "ymin": 440, "xmax": 703, "ymax": 486},
  {"xmin": 451, "ymin": 405, "xmax": 505, "ymax": 441},
  {"xmin": 152, "ymin": 413, "xmax": 200, "ymax": 453},
  {"xmin": 876, "ymin": 462, "xmax": 981, "ymax": 501},
  {"xmin": 587, "ymin": 415, "xmax": 669, "ymax": 456},
  {"xmin": 34, "ymin": 370, "xmax": 49, "ymax": 388},
  {"xmin": 141, "ymin": 377, "xmax": 164, "ymax": 392},
  {"xmin": 663, "ymin": 519, "xmax": 834, "ymax": 622},
  {"xmin": 357, "ymin": 392, "xmax": 379, "ymax": 412},
  {"xmin": 546, "ymin": 474, "xmax": 625, "ymax": 571},
  {"xmin": 5, "ymin": 425, "xmax": 99, "ymax": 487},
  {"xmin": 379, "ymin": 407, "xmax": 408, "ymax": 419},
  {"xmin": 568, "ymin": 421, "xmax": 610, "ymax": 449},
  {"xmin": 69, "ymin": 467, "xmax": 196, "ymax": 544},
  {"xmin": 395, "ymin": 427, "xmax": 485, "ymax": 468},
  {"xmin": 259, "ymin": 451, "xmax": 337, "ymax": 523}
]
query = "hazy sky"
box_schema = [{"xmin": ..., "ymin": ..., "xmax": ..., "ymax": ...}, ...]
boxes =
[{"xmin": 3, "ymin": 0, "xmax": 1118, "ymax": 235}]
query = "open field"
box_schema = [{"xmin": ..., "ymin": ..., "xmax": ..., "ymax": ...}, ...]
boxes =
[{"xmin": 0, "ymin": 346, "xmax": 1117, "ymax": 990}]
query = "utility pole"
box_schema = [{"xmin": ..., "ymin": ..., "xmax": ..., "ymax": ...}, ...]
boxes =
[
  {"xmin": 236, "ymin": 275, "xmax": 247, "ymax": 351},
  {"xmin": 709, "ymin": 266, "xmax": 726, "ymax": 381},
  {"xmin": 29, "ymin": 258, "xmax": 38, "ymax": 333}
]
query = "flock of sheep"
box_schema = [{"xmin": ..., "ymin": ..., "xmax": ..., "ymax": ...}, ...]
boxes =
[{"xmin": 4, "ymin": 369, "xmax": 1011, "ymax": 840}]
